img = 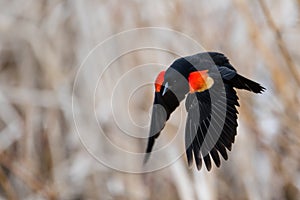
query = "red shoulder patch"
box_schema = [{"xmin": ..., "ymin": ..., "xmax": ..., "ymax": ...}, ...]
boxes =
[
  {"xmin": 155, "ymin": 71, "xmax": 165, "ymax": 92},
  {"xmin": 188, "ymin": 70, "xmax": 210, "ymax": 93}
]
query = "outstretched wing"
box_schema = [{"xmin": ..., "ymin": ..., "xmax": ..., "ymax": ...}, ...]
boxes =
[
  {"xmin": 185, "ymin": 80, "xmax": 239, "ymax": 171},
  {"xmin": 144, "ymin": 93, "xmax": 167, "ymax": 164},
  {"xmin": 144, "ymin": 90, "xmax": 180, "ymax": 164}
]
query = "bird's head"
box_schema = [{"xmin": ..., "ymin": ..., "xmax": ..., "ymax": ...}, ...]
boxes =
[
  {"xmin": 153, "ymin": 70, "xmax": 180, "ymax": 112},
  {"xmin": 160, "ymin": 67, "xmax": 189, "ymax": 101}
]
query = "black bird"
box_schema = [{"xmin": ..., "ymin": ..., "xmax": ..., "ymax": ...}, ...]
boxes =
[{"xmin": 144, "ymin": 52, "xmax": 265, "ymax": 171}]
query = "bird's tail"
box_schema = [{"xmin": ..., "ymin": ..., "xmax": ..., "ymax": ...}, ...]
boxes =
[{"xmin": 232, "ymin": 74, "xmax": 266, "ymax": 93}]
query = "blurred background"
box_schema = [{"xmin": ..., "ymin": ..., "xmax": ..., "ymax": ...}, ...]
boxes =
[{"xmin": 0, "ymin": 0, "xmax": 300, "ymax": 199}]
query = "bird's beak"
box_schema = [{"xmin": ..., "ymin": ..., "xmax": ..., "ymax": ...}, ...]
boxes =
[{"xmin": 162, "ymin": 82, "xmax": 169, "ymax": 96}]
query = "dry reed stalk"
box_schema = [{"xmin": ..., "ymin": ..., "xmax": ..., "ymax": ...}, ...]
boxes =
[
  {"xmin": 257, "ymin": 0, "xmax": 300, "ymax": 87},
  {"xmin": 232, "ymin": 0, "xmax": 290, "ymax": 94}
]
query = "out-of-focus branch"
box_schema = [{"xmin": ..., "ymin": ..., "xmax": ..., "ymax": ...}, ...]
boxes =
[
  {"xmin": 257, "ymin": 0, "xmax": 300, "ymax": 87},
  {"xmin": 0, "ymin": 153, "xmax": 57, "ymax": 199},
  {"xmin": 232, "ymin": 0, "xmax": 296, "ymax": 105},
  {"xmin": 297, "ymin": 0, "xmax": 300, "ymax": 14},
  {"xmin": 0, "ymin": 166, "xmax": 17, "ymax": 200}
]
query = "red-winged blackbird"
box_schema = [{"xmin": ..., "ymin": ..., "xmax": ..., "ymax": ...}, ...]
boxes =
[{"xmin": 144, "ymin": 52, "xmax": 265, "ymax": 171}]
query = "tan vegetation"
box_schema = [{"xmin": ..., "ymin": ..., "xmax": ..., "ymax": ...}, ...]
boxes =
[{"xmin": 0, "ymin": 0, "xmax": 299, "ymax": 199}]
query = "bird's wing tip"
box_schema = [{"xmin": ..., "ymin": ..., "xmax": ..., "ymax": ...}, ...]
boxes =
[{"xmin": 143, "ymin": 154, "xmax": 150, "ymax": 165}]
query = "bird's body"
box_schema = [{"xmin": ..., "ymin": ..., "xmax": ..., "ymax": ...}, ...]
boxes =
[{"xmin": 145, "ymin": 52, "xmax": 265, "ymax": 170}]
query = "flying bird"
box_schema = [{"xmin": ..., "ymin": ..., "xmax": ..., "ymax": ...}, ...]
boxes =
[{"xmin": 144, "ymin": 52, "xmax": 265, "ymax": 171}]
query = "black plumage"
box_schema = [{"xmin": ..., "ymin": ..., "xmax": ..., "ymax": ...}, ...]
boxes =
[{"xmin": 144, "ymin": 52, "xmax": 265, "ymax": 170}]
